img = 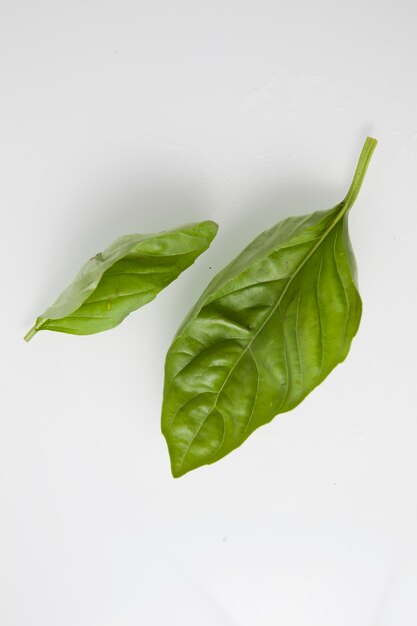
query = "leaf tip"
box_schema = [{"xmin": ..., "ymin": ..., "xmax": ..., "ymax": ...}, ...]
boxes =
[
  {"xmin": 201, "ymin": 220, "xmax": 219, "ymax": 242},
  {"xmin": 164, "ymin": 441, "xmax": 191, "ymax": 478},
  {"xmin": 168, "ymin": 451, "xmax": 186, "ymax": 478}
]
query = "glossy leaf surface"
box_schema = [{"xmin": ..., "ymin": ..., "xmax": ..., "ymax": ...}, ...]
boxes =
[
  {"xmin": 162, "ymin": 138, "xmax": 377, "ymax": 477},
  {"xmin": 25, "ymin": 221, "xmax": 218, "ymax": 340}
]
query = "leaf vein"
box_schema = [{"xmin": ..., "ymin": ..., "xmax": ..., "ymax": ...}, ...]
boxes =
[
  {"xmin": 171, "ymin": 205, "xmax": 354, "ymax": 473},
  {"xmin": 332, "ymin": 227, "xmax": 350, "ymax": 345}
]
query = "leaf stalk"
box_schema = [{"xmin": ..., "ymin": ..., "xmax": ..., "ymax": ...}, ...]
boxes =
[{"xmin": 343, "ymin": 136, "xmax": 377, "ymax": 212}]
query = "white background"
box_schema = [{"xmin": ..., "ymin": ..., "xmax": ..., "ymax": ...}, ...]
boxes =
[{"xmin": 1, "ymin": 1, "xmax": 416, "ymax": 624}]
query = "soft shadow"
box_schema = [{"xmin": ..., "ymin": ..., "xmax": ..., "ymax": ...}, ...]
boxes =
[
  {"xmin": 36, "ymin": 164, "xmax": 346, "ymax": 352},
  {"xmin": 166, "ymin": 177, "xmax": 346, "ymax": 344},
  {"xmin": 35, "ymin": 173, "xmax": 212, "ymax": 310}
]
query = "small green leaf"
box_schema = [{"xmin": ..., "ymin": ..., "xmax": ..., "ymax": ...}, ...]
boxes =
[
  {"xmin": 162, "ymin": 138, "xmax": 377, "ymax": 477},
  {"xmin": 25, "ymin": 221, "xmax": 218, "ymax": 341}
]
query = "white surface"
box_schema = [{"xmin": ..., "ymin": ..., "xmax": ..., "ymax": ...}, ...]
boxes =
[{"xmin": 1, "ymin": 1, "xmax": 417, "ymax": 624}]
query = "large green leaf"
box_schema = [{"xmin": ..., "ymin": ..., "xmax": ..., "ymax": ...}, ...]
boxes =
[
  {"xmin": 25, "ymin": 221, "xmax": 218, "ymax": 341},
  {"xmin": 162, "ymin": 138, "xmax": 377, "ymax": 477}
]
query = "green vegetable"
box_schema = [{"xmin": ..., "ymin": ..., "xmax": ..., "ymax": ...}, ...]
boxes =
[
  {"xmin": 162, "ymin": 137, "xmax": 377, "ymax": 477},
  {"xmin": 24, "ymin": 221, "xmax": 218, "ymax": 341}
]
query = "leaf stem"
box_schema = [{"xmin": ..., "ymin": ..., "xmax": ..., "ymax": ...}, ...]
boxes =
[
  {"xmin": 24, "ymin": 320, "xmax": 44, "ymax": 342},
  {"xmin": 342, "ymin": 136, "xmax": 377, "ymax": 211},
  {"xmin": 24, "ymin": 326, "xmax": 37, "ymax": 342}
]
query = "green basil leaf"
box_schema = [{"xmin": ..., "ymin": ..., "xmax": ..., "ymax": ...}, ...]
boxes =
[
  {"xmin": 25, "ymin": 220, "xmax": 218, "ymax": 341},
  {"xmin": 162, "ymin": 138, "xmax": 377, "ymax": 477}
]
